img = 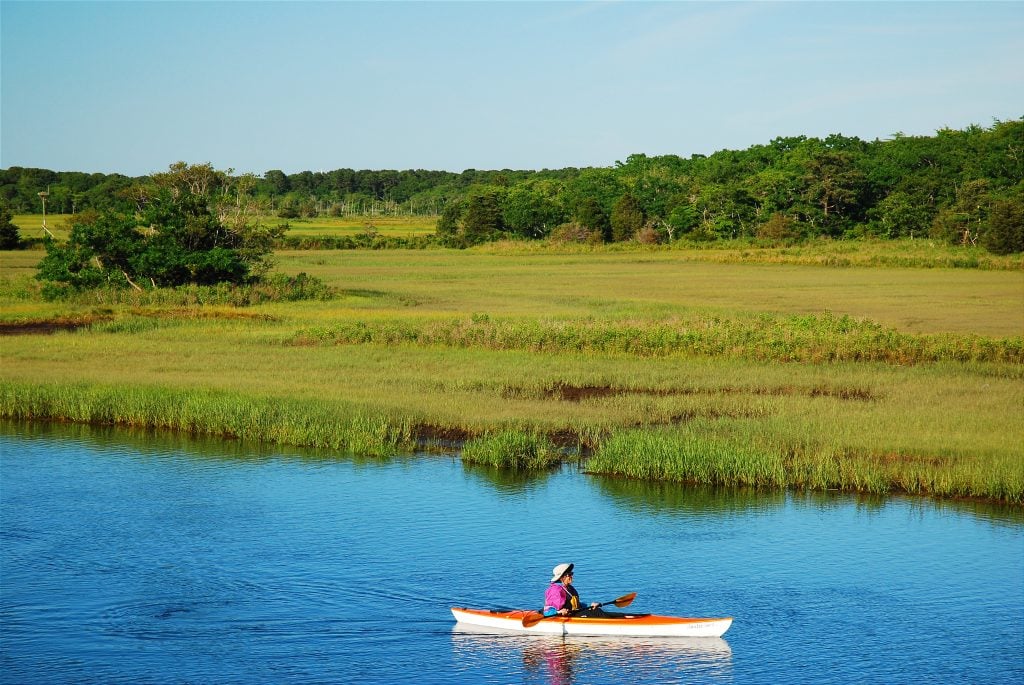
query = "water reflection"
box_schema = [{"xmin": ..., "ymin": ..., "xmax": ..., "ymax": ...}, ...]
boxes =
[
  {"xmin": 0, "ymin": 418, "xmax": 407, "ymax": 468},
  {"xmin": 452, "ymin": 626, "xmax": 732, "ymax": 685},
  {"xmin": 590, "ymin": 475, "xmax": 786, "ymax": 516},
  {"xmin": 460, "ymin": 461, "xmax": 556, "ymax": 495},
  {"xmin": 591, "ymin": 472, "xmax": 1023, "ymax": 527}
]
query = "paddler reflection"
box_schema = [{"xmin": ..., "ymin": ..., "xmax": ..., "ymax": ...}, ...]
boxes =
[
  {"xmin": 451, "ymin": 626, "xmax": 733, "ymax": 685},
  {"xmin": 523, "ymin": 640, "xmax": 581, "ymax": 685}
]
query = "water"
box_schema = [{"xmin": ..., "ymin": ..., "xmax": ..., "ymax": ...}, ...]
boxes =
[{"xmin": 1, "ymin": 422, "xmax": 1022, "ymax": 684}]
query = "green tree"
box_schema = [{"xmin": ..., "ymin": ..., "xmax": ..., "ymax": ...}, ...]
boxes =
[
  {"xmin": 801, "ymin": 151, "xmax": 868, "ymax": 234},
  {"xmin": 666, "ymin": 203, "xmax": 698, "ymax": 240},
  {"xmin": 575, "ymin": 197, "xmax": 611, "ymax": 241},
  {"xmin": 436, "ymin": 199, "xmax": 463, "ymax": 244},
  {"xmin": 870, "ymin": 191, "xmax": 932, "ymax": 238},
  {"xmin": 0, "ymin": 202, "xmax": 21, "ymax": 249},
  {"xmin": 610, "ymin": 192, "xmax": 644, "ymax": 242},
  {"xmin": 501, "ymin": 185, "xmax": 563, "ymax": 238},
  {"xmin": 930, "ymin": 179, "xmax": 992, "ymax": 245},
  {"xmin": 37, "ymin": 209, "xmax": 141, "ymax": 289},
  {"xmin": 37, "ymin": 163, "xmax": 282, "ymax": 291},
  {"xmin": 981, "ymin": 195, "xmax": 1024, "ymax": 254},
  {"xmin": 462, "ymin": 190, "xmax": 503, "ymax": 244},
  {"xmin": 692, "ymin": 183, "xmax": 755, "ymax": 239}
]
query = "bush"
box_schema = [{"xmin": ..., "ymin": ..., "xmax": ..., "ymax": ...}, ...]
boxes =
[
  {"xmin": 757, "ymin": 212, "xmax": 802, "ymax": 242},
  {"xmin": 40, "ymin": 272, "xmax": 332, "ymax": 306},
  {"xmin": 548, "ymin": 222, "xmax": 604, "ymax": 244},
  {"xmin": 634, "ymin": 225, "xmax": 661, "ymax": 244}
]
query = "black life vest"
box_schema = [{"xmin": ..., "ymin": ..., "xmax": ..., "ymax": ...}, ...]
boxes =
[{"xmin": 560, "ymin": 582, "xmax": 581, "ymax": 612}]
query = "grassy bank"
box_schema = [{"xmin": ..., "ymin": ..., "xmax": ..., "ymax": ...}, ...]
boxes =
[
  {"xmin": 587, "ymin": 427, "xmax": 1023, "ymax": 502},
  {"xmin": 1, "ymin": 245, "xmax": 1021, "ymax": 503}
]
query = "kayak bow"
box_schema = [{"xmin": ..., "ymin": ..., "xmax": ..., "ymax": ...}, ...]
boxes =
[{"xmin": 451, "ymin": 607, "xmax": 732, "ymax": 638}]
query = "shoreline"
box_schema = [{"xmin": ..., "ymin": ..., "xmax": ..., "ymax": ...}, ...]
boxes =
[{"xmin": 3, "ymin": 382, "xmax": 1020, "ymax": 505}]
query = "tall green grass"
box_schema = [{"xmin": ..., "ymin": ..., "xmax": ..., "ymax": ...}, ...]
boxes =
[
  {"xmin": 587, "ymin": 427, "xmax": 1024, "ymax": 503},
  {"xmin": 460, "ymin": 429, "xmax": 565, "ymax": 470},
  {"xmin": 291, "ymin": 313, "xmax": 1024, "ymax": 365},
  {"xmin": 0, "ymin": 381, "xmax": 413, "ymax": 457}
]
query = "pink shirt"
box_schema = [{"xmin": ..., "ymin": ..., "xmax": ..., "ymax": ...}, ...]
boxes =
[{"xmin": 544, "ymin": 583, "xmax": 570, "ymax": 611}]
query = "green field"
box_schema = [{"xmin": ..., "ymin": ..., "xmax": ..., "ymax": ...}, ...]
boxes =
[
  {"xmin": 11, "ymin": 213, "xmax": 436, "ymax": 243},
  {"xmin": 12, "ymin": 213, "xmax": 72, "ymax": 242},
  {"xmin": 1, "ymin": 245, "xmax": 1022, "ymax": 502},
  {"xmin": 277, "ymin": 215, "xmax": 436, "ymax": 236}
]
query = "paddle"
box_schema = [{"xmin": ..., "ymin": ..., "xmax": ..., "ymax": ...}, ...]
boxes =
[{"xmin": 521, "ymin": 592, "xmax": 637, "ymax": 628}]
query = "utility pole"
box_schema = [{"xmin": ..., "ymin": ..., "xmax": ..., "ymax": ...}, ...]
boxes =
[{"xmin": 38, "ymin": 189, "xmax": 53, "ymax": 238}]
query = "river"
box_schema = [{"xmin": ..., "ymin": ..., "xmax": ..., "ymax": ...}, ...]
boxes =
[{"xmin": 1, "ymin": 422, "xmax": 1021, "ymax": 684}]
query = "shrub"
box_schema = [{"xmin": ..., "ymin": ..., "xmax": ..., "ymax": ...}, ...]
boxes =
[{"xmin": 548, "ymin": 222, "xmax": 603, "ymax": 244}]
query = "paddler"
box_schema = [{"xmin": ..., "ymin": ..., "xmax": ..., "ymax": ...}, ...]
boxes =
[{"xmin": 543, "ymin": 563, "xmax": 602, "ymax": 617}]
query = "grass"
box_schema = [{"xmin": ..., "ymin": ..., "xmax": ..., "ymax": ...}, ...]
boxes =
[
  {"xmin": 587, "ymin": 426, "xmax": 1024, "ymax": 501},
  {"xmin": 288, "ymin": 313, "xmax": 1023, "ymax": 364},
  {"xmin": 12, "ymin": 213, "xmax": 72, "ymax": 242},
  {"xmin": 11, "ymin": 213, "xmax": 436, "ymax": 244},
  {"xmin": 0, "ymin": 381, "xmax": 415, "ymax": 457},
  {"xmin": 1, "ymin": 243, "xmax": 1021, "ymax": 503},
  {"xmin": 274, "ymin": 215, "xmax": 437, "ymax": 237},
  {"xmin": 461, "ymin": 430, "xmax": 564, "ymax": 470}
]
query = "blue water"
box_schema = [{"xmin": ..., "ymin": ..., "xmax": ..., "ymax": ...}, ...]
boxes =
[{"xmin": 1, "ymin": 422, "xmax": 1022, "ymax": 684}]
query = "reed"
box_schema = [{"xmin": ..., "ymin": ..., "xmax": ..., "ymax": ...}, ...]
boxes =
[
  {"xmin": 587, "ymin": 427, "xmax": 1024, "ymax": 503},
  {"xmin": 460, "ymin": 429, "xmax": 564, "ymax": 470},
  {"xmin": 0, "ymin": 381, "xmax": 415, "ymax": 456}
]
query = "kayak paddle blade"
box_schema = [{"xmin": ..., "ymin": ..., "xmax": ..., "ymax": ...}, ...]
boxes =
[
  {"xmin": 607, "ymin": 592, "xmax": 637, "ymax": 608},
  {"xmin": 521, "ymin": 611, "xmax": 545, "ymax": 628}
]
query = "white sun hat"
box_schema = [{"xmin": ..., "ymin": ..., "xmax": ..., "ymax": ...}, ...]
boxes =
[{"xmin": 551, "ymin": 562, "xmax": 574, "ymax": 582}]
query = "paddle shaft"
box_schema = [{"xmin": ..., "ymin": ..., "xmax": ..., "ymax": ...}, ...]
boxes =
[{"xmin": 594, "ymin": 592, "xmax": 637, "ymax": 609}]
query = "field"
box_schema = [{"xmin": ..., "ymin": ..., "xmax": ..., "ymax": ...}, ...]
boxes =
[
  {"xmin": 10, "ymin": 213, "xmax": 436, "ymax": 243},
  {"xmin": 12, "ymin": 213, "xmax": 72, "ymax": 242},
  {"xmin": 277, "ymin": 215, "xmax": 436, "ymax": 237},
  {"xmin": 1, "ymin": 243, "xmax": 1022, "ymax": 502}
]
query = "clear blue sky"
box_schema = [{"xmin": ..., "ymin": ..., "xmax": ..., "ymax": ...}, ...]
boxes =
[{"xmin": 2, "ymin": 1, "xmax": 1022, "ymax": 176}]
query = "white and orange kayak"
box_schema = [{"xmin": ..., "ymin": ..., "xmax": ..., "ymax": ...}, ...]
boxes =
[{"xmin": 451, "ymin": 607, "xmax": 732, "ymax": 638}]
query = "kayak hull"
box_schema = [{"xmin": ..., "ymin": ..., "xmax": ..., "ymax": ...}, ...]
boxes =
[{"xmin": 451, "ymin": 607, "xmax": 732, "ymax": 638}]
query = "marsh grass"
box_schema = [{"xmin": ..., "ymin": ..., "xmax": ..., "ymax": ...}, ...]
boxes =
[
  {"xmin": 460, "ymin": 429, "xmax": 565, "ymax": 470},
  {"xmin": 290, "ymin": 313, "xmax": 1023, "ymax": 365},
  {"xmin": 0, "ymin": 272, "xmax": 332, "ymax": 319},
  {"xmin": 275, "ymin": 215, "xmax": 437, "ymax": 237},
  {"xmin": 587, "ymin": 427, "xmax": 1024, "ymax": 503},
  {"xmin": 0, "ymin": 380, "xmax": 415, "ymax": 456},
  {"xmin": 474, "ymin": 237, "xmax": 1024, "ymax": 270},
  {"xmin": 2, "ymin": 246, "xmax": 1021, "ymax": 503}
]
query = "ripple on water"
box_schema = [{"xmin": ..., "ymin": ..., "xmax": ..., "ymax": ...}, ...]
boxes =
[{"xmin": 1, "ymin": 422, "xmax": 1022, "ymax": 685}]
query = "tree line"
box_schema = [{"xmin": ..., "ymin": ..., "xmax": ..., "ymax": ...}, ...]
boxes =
[{"xmin": 2, "ymin": 118, "xmax": 1022, "ymax": 254}]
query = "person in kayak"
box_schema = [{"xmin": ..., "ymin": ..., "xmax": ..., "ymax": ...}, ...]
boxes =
[{"xmin": 543, "ymin": 563, "xmax": 603, "ymax": 617}]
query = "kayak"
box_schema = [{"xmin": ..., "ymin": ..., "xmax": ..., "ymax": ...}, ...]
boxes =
[{"xmin": 451, "ymin": 607, "xmax": 732, "ymax": 638}]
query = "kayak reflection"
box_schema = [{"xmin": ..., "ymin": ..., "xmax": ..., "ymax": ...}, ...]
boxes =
[{"xmin": 451, "ymin": 625, "xmax": 732, "ymax": 685}]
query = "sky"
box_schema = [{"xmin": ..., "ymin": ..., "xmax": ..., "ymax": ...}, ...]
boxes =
[{"xmin": 1, "ymin": 1, "xmax": 1022, "ymax": 176}]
